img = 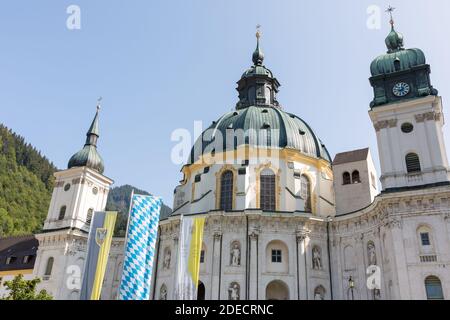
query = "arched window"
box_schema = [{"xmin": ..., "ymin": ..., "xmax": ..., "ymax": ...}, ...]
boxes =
[
  {"xmin": 220, "ymin": 170, "xmax": 233, "ymax": 211},
  {"xmin": 425, "ymin": 276, "xmax": 444, "ymax": 300},
  {"xmin": 45, "ymin": 257, "xmax": 54, "ymax": 276},
  {"xmin": 197, "ymin": 281, "xmax": 205, "ymax": 300},
  {"xmin": 352, "ymin": 170, "xmax": 361, "ymax": 183},
  {"xmin": 86, "ymin": 208, "xmax": 93, "ymax": 224},
  {"xmin": 300, "ymin": 175, "xmax": 311, "ymax": 212},
  {"xmin": 260, "ymin": 168, "xmax": 276, "ymax": 211},
  {"xmin": 343, "ymin": 172, "xmax": 351, "ymax": 185},
  {"xmin": 58, "ymin": 206, "xmax": 66, "ymax": 220},
  {"xmin": 406, "ymin": 153, "xmax": 421, "ymax": 173}
]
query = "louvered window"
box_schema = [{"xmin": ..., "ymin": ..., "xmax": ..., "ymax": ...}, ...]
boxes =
[
  {"xmin": 58, "ymin": 206, "xmax": 66, "ymax": 220},
  {"xmin": 406, "ymin": 153, "xmax": 421, "ymax": 173},
  {"xmin": 343, "ymin": 172, "xmax": 351, "ymax": 185}
]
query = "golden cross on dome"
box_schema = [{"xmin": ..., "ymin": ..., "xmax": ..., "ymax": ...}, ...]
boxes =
[
  {"xmin": 386, "ymin": 5, "xmax": 396, "ymax": 26},
  {"xmin": 256, "ymin": 24, "xmax": 261, "ymax": 39}
]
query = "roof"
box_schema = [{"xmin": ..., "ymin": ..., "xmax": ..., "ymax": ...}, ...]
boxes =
[
  {"xmin": 189, "ymin": 106, "xmax": 331, "ymax": 164},
  {"xmin": 68, "ymin": 108, "xmax": 105, "ymax": 174},
  {"xmin": 0, "ymin": 235, "xmax": 38, "ymax": 272},
  {"xmin": 370, "ymin": 26, "xmax": 426, "ymax": 77},
  {"xmin": 333, "ymin": 148, "xmax": 369, "ymax": 165}
]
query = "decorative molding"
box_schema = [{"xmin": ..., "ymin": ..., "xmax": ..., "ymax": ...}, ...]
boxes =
[
  {"xmin": 415, "ymin": 111, "xmax": 441, "ymax": 123},
  {"xmin": 374, "ymin": 119, "xmax": 398, "ymax": 131}
]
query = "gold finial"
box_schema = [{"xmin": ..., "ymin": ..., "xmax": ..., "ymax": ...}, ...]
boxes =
[
  {"xmin": 96, "ymin": 96, "xmax": 102, "ymax": 111},
  {"xmin": 256, "ymin": 24, "xmax": 261, "ymax": 39},
  {"xmin": 386, "ymin": 5, "xmax": 396, "ymax": 27}
]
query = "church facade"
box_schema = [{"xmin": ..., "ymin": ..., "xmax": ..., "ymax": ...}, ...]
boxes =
[{"xmin": 29, "ymin": 22, "xmax": 450, "ymax": 300}]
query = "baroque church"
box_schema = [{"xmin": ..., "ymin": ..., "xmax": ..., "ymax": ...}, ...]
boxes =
[{"xmin": 2, "ymin": 18, "xmax": 449, "ymax": 300}]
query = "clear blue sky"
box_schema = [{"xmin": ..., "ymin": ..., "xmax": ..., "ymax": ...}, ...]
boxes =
[{"xmin": 1, "ymin": 0, "xmax": 450, "ymax": 206}]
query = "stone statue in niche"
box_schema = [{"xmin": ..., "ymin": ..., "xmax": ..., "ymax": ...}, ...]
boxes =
[
  {"xmin": 228, "ymin": 283, "xmax": 240, "ymax": 300},
  {"xmin": 367, "ymin": 242, "xmax": 377, "ymax": 266},
  {"xmin": 231, "ymin": 242, "xmax": 241, "ymax": 266},
  {"xmin": 312, "ymin": 246, "xmax": 322, "ymax": 270},
  {"xmin": 160, "ymin": 285, "xmax": 167, "ymax": 300},
  {"xmin": 314, "ymin": 286, "xmax": 325, "ymax": 300},
  {"xmin": 163, "ymin": 248, "xmax": 171, "ymax": 270}
]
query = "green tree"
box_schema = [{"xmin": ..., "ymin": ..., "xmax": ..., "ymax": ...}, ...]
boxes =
[
  {"xmin": 0, "ymin": 208, "xmax": 14, "ymax": 235},
  {"xmin": 0, "ymin": 274, "xmax": 53, "ymax": 300}
]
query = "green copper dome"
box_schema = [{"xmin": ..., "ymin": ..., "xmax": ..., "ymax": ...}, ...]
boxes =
[
  {"xmin": 189, "ymin": 33, "xmax": 330, "ymax": 164},
  {"xmin": 68, "ymin": 108, "xmax": 105, "ymax": 174},
  {"xmin": 369, "ymin": 20, "xmax": 438, "ymax": 107},
  {"xmin": 188, "ymin": 106, "xmax": 331, "ymax": 164},
  {"xmin": 370, "ymin": 25, "xmax": 426, "ymax": 76}
]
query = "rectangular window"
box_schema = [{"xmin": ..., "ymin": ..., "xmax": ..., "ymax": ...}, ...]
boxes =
[
  {"xmin": 238, "ymin": 167, "xmax": 247, "ymax": 175},
  {"xmin": 6, "ymin": 256, "xmax": 17, "ymax": 265},
  {"xmin": 271, "ymin": 249, "xmax": 282, "ymax": 263},
  {"xmin": 200, "ymin": 250, "xmax": 205, "ymax": 263},
  {"xmin": 23, "ymin": 255, "xmax": 30, "ymax": 264},
  {"xmin": 420, "ymin": 233, "xmax": 430, "ymax": 246}
]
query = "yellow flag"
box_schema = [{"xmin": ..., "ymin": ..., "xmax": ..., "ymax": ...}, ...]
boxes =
[
  {"xmin": 187, "ymin": 217, "xmax": 205, "ymax": 291},
  {"xmin": 90, "ymin": 211, "xmax": 117, "ymax": 300}
]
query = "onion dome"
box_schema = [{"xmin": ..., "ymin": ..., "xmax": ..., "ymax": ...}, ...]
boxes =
[
  {"xmin": 188, "ymin": 30, "xmax": 330, "ymax": 164},
  {"xmin": 370, "ymin": 24, "xmax": 426, "ymax": 77},
  {"xmin": 68, "ymin": 105, "xmax": 105, "ymax": 174},
  {"xmin": 369, "ymin": 12, "xmax": 438, "ymax": 107}
]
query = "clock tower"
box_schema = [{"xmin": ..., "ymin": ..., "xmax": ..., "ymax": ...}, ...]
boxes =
[
  {"xmin": 369, "ymin": 14, "xmax": 450, "ymax": 191},
  {"xmin": 33, "ymin": 104, "xmax": 113, "ymax": 299}
]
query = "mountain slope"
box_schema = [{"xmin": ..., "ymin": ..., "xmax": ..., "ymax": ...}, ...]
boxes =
[
  {"xmin": 0, "ymin": 124, "xmax": 172, "ymax": 238},
  {"xmin": 0, "ymin": 124, "xmax": 57, "ymax": 236}
]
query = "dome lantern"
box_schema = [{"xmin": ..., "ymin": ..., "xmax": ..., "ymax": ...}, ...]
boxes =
[{"xmin": 236, "ymin": 28, "xmax": 281, "ymax": 110}]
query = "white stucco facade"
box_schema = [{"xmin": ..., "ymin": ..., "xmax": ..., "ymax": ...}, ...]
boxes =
[{"xmin": 29, "ymin": 26, "xmax": 450, "ymax": 301}]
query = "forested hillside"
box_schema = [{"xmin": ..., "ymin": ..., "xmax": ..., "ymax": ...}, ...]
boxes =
[
  {"xmin": 0, "ymin": 124, "xmax": 172, "ymax": 238},
  {"xmin": 0, "ymin": 124, "xmax": 57, "ymax": 236}
]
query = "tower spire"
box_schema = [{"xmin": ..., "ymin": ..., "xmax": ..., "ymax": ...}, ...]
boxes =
[
  {"xmin": 85, "ymin": 98, "xmax": 101, "ymax": 146},
  {"xmin": 252, "ymin": 24, "xmax": 264, "ymax": 66},
  {"xmin": 384, "ymin": 6, "xmax": 404, "ymax": 53},
  {"xmin": 68, "ymin": 98, "xmax": 105, "ymax": 173}
]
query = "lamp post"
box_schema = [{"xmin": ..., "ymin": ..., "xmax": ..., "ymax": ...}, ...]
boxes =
[{"xmin": 348, "ymin": 276, "xmax": 355, "ymax": 300}]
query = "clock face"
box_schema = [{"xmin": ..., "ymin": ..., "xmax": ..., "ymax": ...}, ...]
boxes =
[{"xmin": 393, "ymin": 82, "xmax": 410, "ymax": 97}]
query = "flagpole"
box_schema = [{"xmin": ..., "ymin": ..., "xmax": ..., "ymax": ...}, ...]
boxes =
[
  {"xmin": 117, "ymin": 188, "xmax": 135, "ymax": 300},
  {"xmin": 176, "ymin": 199, "xmax": 185, "ymax": 300},
  {"xmin": 79, "ymin": 210, "xmax": 97, "ymax": 300}
]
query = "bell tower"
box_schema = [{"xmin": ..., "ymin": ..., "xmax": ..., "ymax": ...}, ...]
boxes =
[
  {"xmin": 33, "ymin": 102, "xmax": 113, "ymax": 299},
  {"xmin": 368, "ymin": 9, "xmax": 450, "ymax": 191},
  {"xmin": 43, "ymin": 104, "xmax": 113, "ymax": 232}
]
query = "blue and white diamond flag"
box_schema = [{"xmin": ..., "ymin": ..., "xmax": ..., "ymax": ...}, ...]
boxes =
[{"xmin": 118, "ymin": 194, "xmax": 162, "ymax": 300}]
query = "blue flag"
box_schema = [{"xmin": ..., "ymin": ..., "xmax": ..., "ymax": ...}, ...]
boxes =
[{"xmin": 118, "ymin": 194, "xmax": 162, "ymax": 300}]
